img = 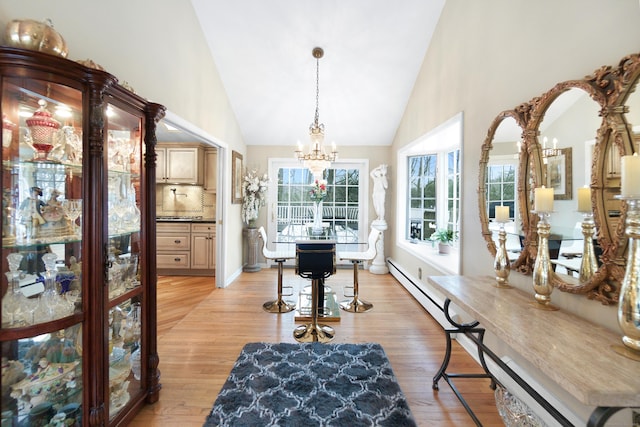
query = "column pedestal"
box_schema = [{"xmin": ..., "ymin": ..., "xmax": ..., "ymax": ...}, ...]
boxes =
[
  {"xmin": 370, "ymin": 220, "xmax": 388, "ymax": 274},
  {"xmin": 243, "ymin": 227, "xmax": 261, "ymax": 272}
]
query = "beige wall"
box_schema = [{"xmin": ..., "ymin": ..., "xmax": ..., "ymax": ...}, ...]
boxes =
[
  {"xmin": 390, "ymin": 0, "xmax": 640, "ymax": 331},
  {"xmin": 0, "ymin": 0, "xmax": 247, "ymax": 283}
]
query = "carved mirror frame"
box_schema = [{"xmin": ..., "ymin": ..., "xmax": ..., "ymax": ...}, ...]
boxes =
[
  {"xmin": 527, "ymin": 79, "xmax": 610, "ymax": 301},
  {"xmin": 479, "ymin": 52, "xmax": 640, "ymax": 305},
  {"xmin": 478, "ymin": 106, "xmax": 535, "ymax": 274}
]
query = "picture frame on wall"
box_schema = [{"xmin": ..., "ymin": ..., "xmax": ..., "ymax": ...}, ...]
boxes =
[
  {"xmin": 545, "ymin": 147, "xmax": 572, "ymax": 200},
  {"xmin": 232, "ymin": 150, "xmax": 243, "ymax": 204}
]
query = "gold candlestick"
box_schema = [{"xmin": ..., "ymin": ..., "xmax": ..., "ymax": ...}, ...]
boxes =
[
  {"xmin": 493, "ymin": 223, "xmax": 511, "ymax": 288},
  {"xmin": 613, "ymin": 197, "xmax": 640, "ymax": 361},
  {"xmin": 579, "ymin": 212, "xmax": 599, "ymax": 283},
  {"xmin": 532, "ymin": 212, "xmax": 558, "ymax": 310}
]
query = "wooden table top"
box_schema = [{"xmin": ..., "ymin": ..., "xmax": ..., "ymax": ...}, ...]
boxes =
[{"xmin": 427, "ymin": 275, "xmax": 640, "ymax": 408}]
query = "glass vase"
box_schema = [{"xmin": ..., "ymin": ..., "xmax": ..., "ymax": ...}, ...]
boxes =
[{"xmin": 312, "ymin": 200, "xmax": 324, "ymax": 235}]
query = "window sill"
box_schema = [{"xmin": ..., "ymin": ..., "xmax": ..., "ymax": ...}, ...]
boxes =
[{"xmin": 398, "ymin": 240, "xmax": 460, "ymax": 275}]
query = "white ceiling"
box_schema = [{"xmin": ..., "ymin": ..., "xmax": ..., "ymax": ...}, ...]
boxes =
[{"xmin": 188, "ymin": 0, "xmax": 445, "ymax": 147}]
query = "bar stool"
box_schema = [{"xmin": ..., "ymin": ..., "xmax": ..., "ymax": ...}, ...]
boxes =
[
  {"xmin": 294, "ymin": 240, "xmax": 336, "ymax": 342},
  {"xmin": 258, "ymin": 227, "xmax": 296, "ymax": 313},
  {"xmin": 338, "ymin": 228, "xmax": 382, "ymax": 313}
]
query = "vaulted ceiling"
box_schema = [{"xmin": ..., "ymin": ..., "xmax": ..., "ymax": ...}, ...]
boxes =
[{"xmin": 187, "ymin": 0, "xmax": 445, "ymax": 147}]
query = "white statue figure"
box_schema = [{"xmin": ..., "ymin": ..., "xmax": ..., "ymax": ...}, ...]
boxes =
[{"xmin": 371, "ymin": 164, "xmax": 388, "ymax": 221}]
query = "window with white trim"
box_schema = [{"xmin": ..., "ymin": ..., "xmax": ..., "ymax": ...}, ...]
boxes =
[
  {"xmin": 267, "ymin": 159, "xmax": 368, "ymax": 244},
  {"xmin": 397, "ymin": 113, "xmax": 463, "ymax": 274}
]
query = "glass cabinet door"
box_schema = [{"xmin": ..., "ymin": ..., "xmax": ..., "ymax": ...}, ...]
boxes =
[
  {"xmin": 1, "ymin": 78, "xmax": 84, "ymax": 426},
  {"xmin": 105, "ymin": 103, "xmax": 143, "ymax": 419}
]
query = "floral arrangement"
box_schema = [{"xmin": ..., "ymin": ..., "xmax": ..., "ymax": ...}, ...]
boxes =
[
  {"xmin": 241, "ymin": 169, "xmax": 269, "ymax": 226},
  {"xmin": 309, "ymin": 179, "xmax": 328, "ymax": 204}
]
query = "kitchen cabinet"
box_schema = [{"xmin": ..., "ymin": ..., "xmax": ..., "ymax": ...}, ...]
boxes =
[
  {"xmin": 0, "ymin": 47, "xmax": 165, "ymax": 426},
  {"xmin": 203, "ymin": 148, "xmax": 217, "ymax": 193},
  {"xmin": 157, "ymin": 222, "xmax": 215, "ymax": 275},
  {"xmin": 191, "ymin": 223, "xmax": 216, "ymax": 271},
  {"xmin": 156, "ymin": 223, "xmax": 191, "ymax": 271},
  {"xmin": 156, "ymin": 146, "xmax": 203, "ymax": 184}
]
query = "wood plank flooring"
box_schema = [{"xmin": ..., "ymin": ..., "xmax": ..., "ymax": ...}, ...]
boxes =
[{"xmin": 129, "ymin": 268, "xmax": 503, "ymax": 426}]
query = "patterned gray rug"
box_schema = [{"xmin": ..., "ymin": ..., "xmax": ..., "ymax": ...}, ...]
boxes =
[{"xmin": 203, "ymin": 342, "xmax": 417, "ymax": 426}]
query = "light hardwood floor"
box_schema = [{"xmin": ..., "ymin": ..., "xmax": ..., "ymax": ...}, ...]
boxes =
[{"xmin": 130, "ymin": 268, "xmax": 503, "ymax": 426}]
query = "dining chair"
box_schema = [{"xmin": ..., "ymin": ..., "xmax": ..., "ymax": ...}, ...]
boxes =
[
  {"xmin": 338, "ymin": 228, "xmax": 382, "ymax": 313},
  {"xmin": 258, "ymin": 226, "xmax": 296, "ymax": 313}
]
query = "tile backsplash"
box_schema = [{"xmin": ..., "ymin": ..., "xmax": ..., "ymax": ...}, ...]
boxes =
[{"xmin": 156, "ymin": 184, "xmax": 215, "ymax": 218}]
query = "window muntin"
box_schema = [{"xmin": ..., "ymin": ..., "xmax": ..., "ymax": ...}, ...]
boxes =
[{"xmin": 273, "ymin": 162, "xmax": 363, "ymax": 243}]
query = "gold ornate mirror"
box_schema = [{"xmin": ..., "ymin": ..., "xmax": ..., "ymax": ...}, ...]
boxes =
[
  {"xmin": 478, "ymin": 108, "xmax": 533, "ymax": 273},
  {"xmin": 480, "ymin": 52, "xmax": 640, "ymax": 304},
  {"xmin": 528, "ymin": 83, "xmax": 605, "ymax": 294},
  {"xmin": 582, "ymin": 53, "xmax": 640, "ymax": 303}
]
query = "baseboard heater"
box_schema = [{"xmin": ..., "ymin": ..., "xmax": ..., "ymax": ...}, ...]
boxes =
[{"xmin": 387, "ymin": 258, "xmax": 458, "ymax": 328}]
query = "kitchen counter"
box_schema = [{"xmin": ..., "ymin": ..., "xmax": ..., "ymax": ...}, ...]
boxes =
[{"xmin": 156, "ymin": 217, "xmax": 215, "ymax": 223}]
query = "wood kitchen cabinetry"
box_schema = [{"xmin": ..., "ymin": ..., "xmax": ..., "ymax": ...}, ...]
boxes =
[
  {"xmin": 191, "ymin": 224, "xmax": 216, "ymax": 271},
  {"xmin": 156, "ymin": 223, "xmax": 191, "ymax": 270},
  {"xmin": 0, "ymin": 47, "xmax": 165, "ymax": 426},
  {"xmin": 156, "ymin": 145, "xmax": 203, "ymax": 184},
  {"xmin": 203, "ymin": 148, "xmax": 217, "ymax": 193},
  {"xmin": 157, "ymin": 222, "xmax": 215, "ymax": 276}
]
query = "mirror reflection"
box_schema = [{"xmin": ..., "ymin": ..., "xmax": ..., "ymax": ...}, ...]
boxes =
[
  {"xmin": 625, "ymin": 78, "xmax": 640, "ymax": 153},
  {"xmin": 536, "ymin": 87, "xmax": 602, "ymax": 279},
  {"xmin": 486, "ymin": 117, "xmax": 522, "ymax": 261}
]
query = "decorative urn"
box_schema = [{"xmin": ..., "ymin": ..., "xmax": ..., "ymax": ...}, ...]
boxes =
[
  {"xmin": 26, "ymin": 100, "xmax": 61, "ymax": 160},
  {"xmin": 4, "ymin": 19, "xmax": 68, "ymax": 58}
]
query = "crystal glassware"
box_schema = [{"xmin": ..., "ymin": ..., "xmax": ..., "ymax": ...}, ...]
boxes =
[
  {"xmin": 2, "ymin": 253, "xmax": 27, "ymax": 326},
  {"xmin": 40, "ymin": 252, "xmax": 62, "ymax": 321},
  {"xmin": 61, "ymin": 199, "xmax": 82, "ymax": 237}
]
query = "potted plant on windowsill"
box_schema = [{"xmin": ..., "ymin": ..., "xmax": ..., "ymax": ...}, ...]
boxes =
[{"xmin": 430, "ymin": 228, "xmax": 457, "ymax": 254}]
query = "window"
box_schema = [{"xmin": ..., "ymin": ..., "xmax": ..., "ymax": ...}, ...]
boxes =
[
  {"xmin": 268, "ymin": 159, "xmax": 367, "ymax": 244},
  {"xmin": 408, "ymin": 154, "xmax": 437, "ymax": 241},
  {"xmin": 486, "ymin": 163, "xmax": 516, "ymax": 221},
  {"xmin": 397, "ymin": 113, "xmax": 463, "ymax": 274}
]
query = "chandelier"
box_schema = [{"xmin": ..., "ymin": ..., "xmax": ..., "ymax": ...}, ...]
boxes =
[
  {"xmin": 295, "ymin": 47, "xmax": 337, "ymax": 180},
  {"xmin": 541, "ymin": 136, "xmax": 560, "ymax": 161}
]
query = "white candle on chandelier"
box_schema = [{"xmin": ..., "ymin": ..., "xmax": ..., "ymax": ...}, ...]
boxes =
[
  {"xmin": 621, "ymin": 152, "xmax": 640, "ymax": 197},
  {"xmin": 534, "ymin": 186, "xmax": 554, "ymax": 213},
  {"xmin": 553, "ymin": 138, "xmax": 558, "ymax": 149},
  {"xmin": 543, "ymin": 137, "xmax": 548, "ymax": 149},
  {"xmin": 577, "ymin": 186, "xmax": 591, "ymax": 212}
]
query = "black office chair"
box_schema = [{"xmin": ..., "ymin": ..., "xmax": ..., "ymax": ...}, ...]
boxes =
[{"xmin": 294, "ymin": 240, "xmax": 336, "ymax": 342}]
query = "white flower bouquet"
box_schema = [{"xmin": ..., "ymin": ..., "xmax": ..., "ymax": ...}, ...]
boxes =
[{"xmin": 241, "ymin": 169, "xmax": 269, "ymax": 226}]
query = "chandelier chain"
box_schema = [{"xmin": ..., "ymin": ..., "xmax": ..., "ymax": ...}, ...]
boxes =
[
  {"xmin": 314, "ymin": 56, "xmax": 320, "ymax": 127},
  {"xmin": 295, "ymin": 46, "xmax": 336, "ymax": 179}
]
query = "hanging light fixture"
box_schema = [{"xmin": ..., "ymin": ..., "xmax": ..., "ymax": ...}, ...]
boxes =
[
  {"xmin": 295, "ymin": 47, "xmax": 337, "ymax": 180},
  {"xmin": 541, "ymin": 136, "xmax": 560, "ymax": 163}
]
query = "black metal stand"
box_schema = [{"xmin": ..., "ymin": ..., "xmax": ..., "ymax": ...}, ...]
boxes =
[{"xmin": 434, "ymin": 298, "xmax": 577, "ymax": 427}]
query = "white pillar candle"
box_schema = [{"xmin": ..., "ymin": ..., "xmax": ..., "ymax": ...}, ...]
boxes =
[
  {"xmin": 535, "ymin": 186, "xmax": 554, "ymax": 212},
  {"xmin": 495, "ymin": 205, "xmax": 509, "ymax": 223},
  {"xmin": 621, "ymin": 153, "xmax": 640, "ymax": 197},
  {"xmin": 577, "ymin": 187, "xmax": 591, "ymax": 212}
]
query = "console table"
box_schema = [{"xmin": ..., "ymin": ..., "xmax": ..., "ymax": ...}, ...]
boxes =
[{"xmin": 427, "ymin": 275, "xmax": 640, "ymax": 427}]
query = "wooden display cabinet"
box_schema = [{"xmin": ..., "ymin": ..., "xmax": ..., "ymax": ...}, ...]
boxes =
[{"xmin": 0, "ymin": 47, "xmax": 165, "ymax": 426}]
